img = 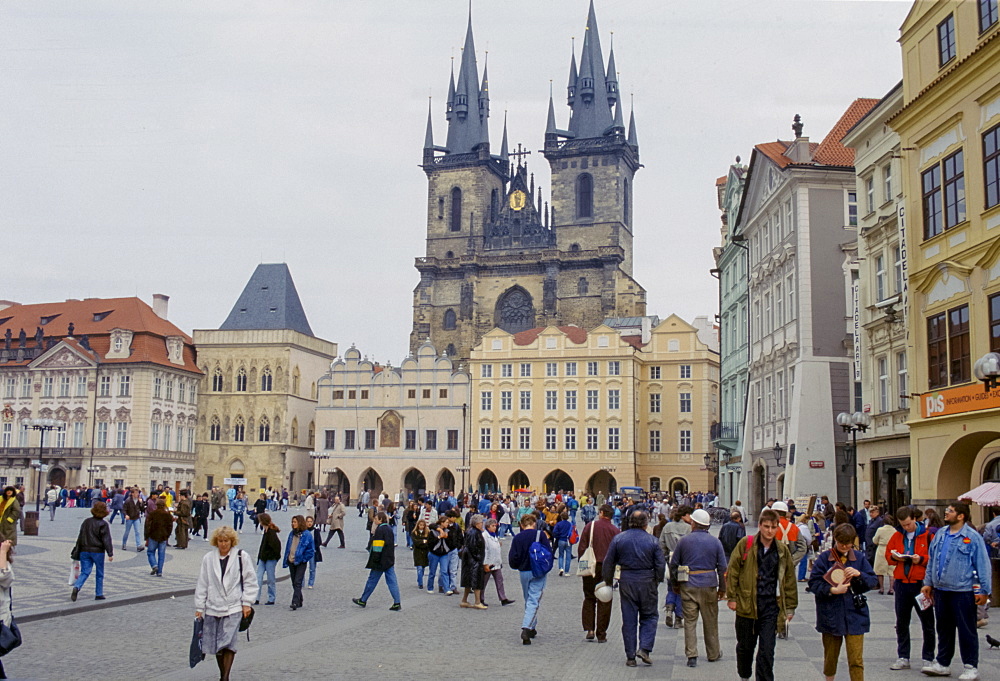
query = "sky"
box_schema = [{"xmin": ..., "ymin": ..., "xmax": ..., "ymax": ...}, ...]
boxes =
[{"xmin": 0, "ymin": 0, "xmax": 913, "ymax": 364}]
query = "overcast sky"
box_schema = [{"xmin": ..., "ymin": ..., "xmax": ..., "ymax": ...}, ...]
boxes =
[{"xmin": 1, "ymin": 0, "xmax": 912, "ymax": 364}]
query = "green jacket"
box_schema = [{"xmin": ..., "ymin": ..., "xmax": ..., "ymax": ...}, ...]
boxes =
[{"xmin": 725, "ymin": 534, "xmax": 798, "ymax": 633}]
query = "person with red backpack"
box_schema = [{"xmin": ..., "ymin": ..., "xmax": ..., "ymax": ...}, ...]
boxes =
[{"xmin": 725, "ymin": 508, "xmax": 798, "ymax": 681}]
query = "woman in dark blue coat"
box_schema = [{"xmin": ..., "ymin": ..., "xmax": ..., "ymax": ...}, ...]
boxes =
[{"xmin": 809, "ymin": 523, "xmax": 878, "ymax": 681}]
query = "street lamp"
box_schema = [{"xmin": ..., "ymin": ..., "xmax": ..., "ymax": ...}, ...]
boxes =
[
  {"xmin": 836, "ymin": 410, "xmax": 871, "ymax": 509},
  {"xmin": 773, "ymin": 442, "xmax": 784, "ymax": 467},
  {"xmin": 22, "ymin": 417, "xmax": 67, "ymax": 512},
  {"xmin": 86, "ymin": 466, "xmax": 100, "ymax": 487},
  {"xmin": 973, "ymin": 352, "xmax": 1000, "ymax": 392},
  {"xmin": 309, "ymin": 451, "xmax": 330, "ymax": 488}
]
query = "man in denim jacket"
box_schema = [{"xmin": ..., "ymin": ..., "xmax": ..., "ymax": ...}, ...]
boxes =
[{"xmin": 921, "ymin": 502, "xmax": 991, "ymax": 680}]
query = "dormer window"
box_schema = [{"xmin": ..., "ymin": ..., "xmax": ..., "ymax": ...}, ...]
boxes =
[
  {"xmin": 40, "ymin": 315, "xmax": 59, "ymax": 326},
  {"xmin": 114, "ymin": 337, "xmax": 123, "ymax": 352}
]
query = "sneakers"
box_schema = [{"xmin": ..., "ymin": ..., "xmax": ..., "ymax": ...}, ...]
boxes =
[
  {"xmin": 389, "ymin": 603, "xmax": 402, "ymax": 611},
  {"xmin": 922, "ymin": 661, "xmax": 951, "ymax": 676},
  {"xmin": 70, "ymin": 587, "xmax": 79, "ymax": 602},
  {"xmin": 521, "ymin": 628, "xmax": 532, "ymax": 645},
  {"xmin": 958, "ymin": 666, "xmax": 979, "ymax": 680},
  {"xmin": 445, "ymin": 590, "xmax": 456, "ymax": 596},
  {"xmin": 625, "ymin": 659, "xmax": 637, "ymax": 667},
  {"xmin": 426, "ymin": 588, "xmax": 435, "ymax": 593},
  {"xmin": 559, "ymin": 570, "xmax": 564, "ymax": 576},
  {"xmin": 351, "ymin": 598, "xmax": 366, "ymax": 608},
  {"xmin": 94, "ymin": 595, "xmax": 106, "ymax": 601},
  {"xmin": 664, "ymin": 613, "xmax": 674, "ymax": 627},
  {"xmin": 891, "ymin": 658, "xmax": 911, "ymax": 670},
  {"xmin": 636, "ymin": 649, "xmax": 652, "ymax": 665}
]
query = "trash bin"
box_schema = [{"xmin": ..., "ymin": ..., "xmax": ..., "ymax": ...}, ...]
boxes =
[{"xmin": 23, "ymin": 510, "xmax": 39, "ymax": 537}]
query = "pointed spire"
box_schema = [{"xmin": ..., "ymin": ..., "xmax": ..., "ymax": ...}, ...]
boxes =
[
  {"xmin": 605, "ymin": 33, "xmax": 618, "ymax": 105},
  {"xmin": 566, "ymin": 0, "xmax": 614, "ymax": 139},
  {"xmin": 627, "ymin": 100, "xmax": 639, "ymax": 148},
  {"xmin": 612, "ymin": 100, "xmax": 625, "ymax": 134},
  {"xmin": 445, "ymin": 7, "xmax": 489, "ymax": 155},
  {"xmin": 479, "ymin": 52, "xmax": 490, "ymax": 119},
  {"xmin": 567, "ymin": 39, "xmax": 578, "ymax": 106},
  {"xmin": 546, "ymin": 87, "xmax": 558, "ymax": 135},
  {"xmin": 446, "ymin": 60, "xmax": 456, "ymax": 121},
  {"xmin": 424, "ymin": 97, "xmax": 434, "ymax": 150},
  {"xmin": 500, "ymin": 112, "xmax": 509, "ymax": 163}
]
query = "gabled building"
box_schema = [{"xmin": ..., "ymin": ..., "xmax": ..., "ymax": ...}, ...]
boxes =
[
  {"xmin": 193, "ymin": 264, "xmax": 337, "ymax": 495},
  {"xmin": 734, "ymin": 100, "xmax": 878, "ymax": 515},
  {"xmin": 0, "ymin": 295, "xmax": 200, "ymax": 499},
  {"xmin": 412, "ymin": 1, "xmax": 645, "ymax": 364}
]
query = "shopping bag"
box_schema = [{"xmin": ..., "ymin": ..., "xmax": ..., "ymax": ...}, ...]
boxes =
[{"xmin": 67, "ymin": 560, "xmax": 81, "ymax": 586}]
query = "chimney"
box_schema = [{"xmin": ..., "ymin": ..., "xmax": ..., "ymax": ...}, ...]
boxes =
[
  {"xmin": 152, "ymin": 294, "xmax": 169, "ymax": 319},
  {"xmin": 785, "ymin": 113, "xmax": 813, "ymax": 164}
]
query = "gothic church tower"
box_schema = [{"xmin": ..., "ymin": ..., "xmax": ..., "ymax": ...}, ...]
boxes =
[{"xmin": 411, "ymin": 1, "xmax": 645, "ymax": 364}]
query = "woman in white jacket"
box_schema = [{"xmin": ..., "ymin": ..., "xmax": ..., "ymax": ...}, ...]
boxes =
[{"xmin": 195, "ymin": 526, "xmax": 258, "ymax": 681}]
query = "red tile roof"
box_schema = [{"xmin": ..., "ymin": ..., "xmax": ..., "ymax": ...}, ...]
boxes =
[
  {"xmin": 716, "ymin": 175, "xmax": 727, "ymax": 186},
  {"xmin": 753, "ymin": 99, "xmax": 880, "ymax": 170},
  {"xmin": 513, "ymin": 326, "xmax": 588, "ymax": 346},
  {"xmin": 620, "ymin": 335, "xmax": 645, "ymax": 349}
]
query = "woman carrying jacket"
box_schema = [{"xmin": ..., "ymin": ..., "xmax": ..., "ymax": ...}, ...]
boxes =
[
  {"xmin": 194, "ymin": 526, "xmax": 258, "ymax": 681},
  {"xmin": 70, "ymin": 501, "xmax": 114, "ymax": 601},
  {"xmin": 460, "ymin": 514, "xmax": 487, "ymax": 609},
  {"xmin": 411, "ymin": 519, "xmax": 432, "ymax": 589},
  {"xmin": 808, "ymin": 523, "xmax": 879, "ymax": 681},
  {"xmin": 254, "ymin": 513, "xmax": 281, "ymax": 606},
  {"xmin": 283, "ymin": 515, "xmax": 314, "ymax": 611},
  {"xmin": 0, "ymin": 487, "xmax": 21, "ymax": 548}
]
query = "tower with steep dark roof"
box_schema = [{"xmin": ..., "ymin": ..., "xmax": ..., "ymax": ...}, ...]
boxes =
[
  {"xmin": 413, "ymin": 2, "xmax": 645, "ymax": 364},
  {"xmin": 220, "ymin": 263, "xmax": 313, "ymax": 336}
]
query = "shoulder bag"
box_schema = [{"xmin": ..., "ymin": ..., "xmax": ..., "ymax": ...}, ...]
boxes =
[
  {"xmin": 237, "ymin": 552, "xmax": 254, "ymax": 636},
  {"xmin": 576, "ymin": 521, "xmax": 597, "ymax": 577},
  {"xmin": 0, "ymin": 588, "xmax": 21, "ymax": 656}
]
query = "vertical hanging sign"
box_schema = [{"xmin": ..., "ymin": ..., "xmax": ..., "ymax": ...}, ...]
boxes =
[
  {"xmin": 852, "ymin": 276, "xmax": 861, "ymax": 381},
  {"xmin": 898, "ymin": 203, "xmax": 908, "ymax": 321}
]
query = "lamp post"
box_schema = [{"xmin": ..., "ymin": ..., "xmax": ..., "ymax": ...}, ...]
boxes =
[
  {"xmin": 973, "ymin": 352, "xmax": 1000, "ymax": 392},
  {"xmin": 703, "ymin": 452, "xmax": 719, "ymax": 493},
  {"xmin": 836, "ymin": 411, "xmax": 871, "ymax": 510},
  {"xmin": 22, "ymin": 417, "xmax": 67, "ymax": 512},
  {"xmin": 308, "ymin": 451, "xmax": 330, "ymax": 490},
  {"xmin": 86, "ymin": 466, "xmax": 100, "ymax": 487}
]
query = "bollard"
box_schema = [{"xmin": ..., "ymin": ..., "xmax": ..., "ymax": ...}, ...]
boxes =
[{"xmin": 23, "ymin": 510, "xmax": 39, "ymax": 536}]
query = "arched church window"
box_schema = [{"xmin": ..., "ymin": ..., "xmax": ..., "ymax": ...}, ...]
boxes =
[
  {"xmin": 578, "ymin": 277, "xmax": 589, "ymax": 295},
  {"xmin": 451, "ymin": 187, "xmax": 462, "ymax": 232},
  {"xmin": 496, "ymin": 287, "xmax": 535, "ymax": 334},
  {"xmin": 624, "ymin": 178, "xmax": 630, "ymax": 225},
  {"xmin": 443, "ymin": 309, "xmax": 457, "ymax": 330},
  {"xmin": 491, "ymin": 188, "xmax": 499, "ymax": 221},
  {"xmin": 446, "ymin": 344, "xmax": 456, "ymax": 356},
  {"xmin": 209, "ymin": 416, "xmax": 221, "ymax": 442},
  {"xmin": 260, "ymin": 368, "xmax": 272, "ymax": 392},
  {"xmin": 570, "ymin": 243, "xmax": 581, "ymax": 252},
  {"xmin": 212, "ymin": 368, "xmax": 223, "ymax": 392},
  {"xmin": 233, "ymin": 416, "xmax": 245, "ymax": 442},
  {"xmin": 258, "ymin": 416, "xmax": 270, "ymax": 443},
  {"xmin": 577, "ymin": 173, "xmax": 593, "ymax": 218},
  {"xmin": 446, "ymin": 251, "xmax": 454, "ymax": 259},
  {"xmin": 235, "ymin": 367, "xmax": 247, "ymax": 392}
]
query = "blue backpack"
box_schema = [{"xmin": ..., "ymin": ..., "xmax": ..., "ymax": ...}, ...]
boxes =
[{"xmin": 529, "ymin": 529, "xmax": 554, "ymax": 578}]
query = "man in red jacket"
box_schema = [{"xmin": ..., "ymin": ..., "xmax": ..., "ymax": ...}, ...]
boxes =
[{"xmin": 885, "ymin": 505, "xmax": 935, "ymax": 672}]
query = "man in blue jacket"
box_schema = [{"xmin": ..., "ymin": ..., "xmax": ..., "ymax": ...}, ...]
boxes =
[
  {"xmin": 921, "ymin": 502, "xmax": 991, "ymax": 680},
  {"xmin": 508, "ymin": 513, "xmax": 551, "ymax": 645}
]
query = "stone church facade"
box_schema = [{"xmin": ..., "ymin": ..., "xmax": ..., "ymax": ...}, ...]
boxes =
[{"xmin": 411, "ymin": 3, "xmax": 646, "ymax": 364}]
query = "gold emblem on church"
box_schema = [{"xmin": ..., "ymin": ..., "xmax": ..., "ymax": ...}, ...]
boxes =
[{"xmin": 509, "ymin": 190, "xmax": 527, "ymax": 211}]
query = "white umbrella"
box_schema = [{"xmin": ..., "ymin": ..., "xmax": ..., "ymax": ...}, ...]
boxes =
[{"xmin": 958, "ymin": 481, "xmax": 1000, "ymax": 506}]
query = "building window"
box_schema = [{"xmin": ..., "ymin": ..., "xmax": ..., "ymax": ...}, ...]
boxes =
[
  {"xmin": 177, "ymin": 380, "xmax": 186, "ymax": 403},
  {"xmin": 439, "ymin": 388, "xmax": 448, "ymax": 399},
  {"xmin": 163, "ymin": 424, "xmax": 172, "ymax": 450},
  {"xmin": 73, "ymin": 421, "xmax": 84, "ymax": 447},
  {"xmin": 679, "ymin": 392, "xmax": 692, "ymax": 413},
  {"xmin": 586, "ymin": 427, "xmax": 599, "ymax": 450},
  {"xmin": 3, "ymin": 378, "xmax": 13, "ymax": 400},
  {"xmin": 422, "ymin": 388, "xmax": 431, "ymax": 399},
  {"xmin": 938, "ymin": 14, "xmax": 956, "ymax": 65},
  {"xmin": 116, "ymin": 422, "xmax": 128, "ymax": 448},
  {"xmin": 188, "ymin": 427, "xmax": 195, "ymax": 452},
  {"xmin": 165, "ymin": 379, "xmax": 174, "ymax": 400},
  {"xmin": 425, "ymin": 430, "xmax": 437, "ymax": 450},
  {"xmin": 21, "ymin": 377, "xmax": 31, "ymax": 398},
  {"xmin": 565, "ymin": 362, "xmax": 577, "ymax": 376},
  {"xmin": 259, "ymin": 419, "xmax": 271, "ymax": 442},
  {"xmin": 545, "ymin": 362, "xmax": 557, "ymax": 377},
  {"xmin": 927, "ymin": 312, "xmax": 948, "ymax": 389},
  {"xmin": 407, "ymin": 389, "xmax": 416, "ymax": 399},
  {"xmin": 322, "ymin": 429, "xmax": 336, "ymax": 450},
  {"xmin": 501, "ymin": 363, "xmax": 513, "ymax": 378},
  {"xmin": 586, "ymin": 390, "xmax": 598, "ymax": 410},
  {"xmin": 520, "ymin": 363, "xmax": 531, "ymax": 377},
  {"xmin": 679, "ymin": 430, "xmax": 691, "ymax": 453},
  {"xmin": 949, "ymin": 304, "xmax": 970, "ymax": 384},
  {"xmin": 210, "ymin": 418, "xmax": 221, "ymax": 442},
  {"xmin": 118, "ymin": 374, "xmax": 130, "ymax": 397},
  {"xmin": 154, "ymin": 377, "xmax": 162, "ymax": 398},
  {"xmin": 883, "ymin": 163, "xmax": 893, "ymax": 202},
  {"xmin": 875, "ymin": 254, "xmax": 886, "ymax": 302},
  {"xmin": 623, "ymin": 178, "xmax": 630, "ymax": 225},
  {"xmin": 608, "ymin": 361, "xmax": 620, "ymax": 376},
  {"xmin": 866, "ymin": 176, "xmax": 875, "ymax": 214},
  {"xmin": 234, "ymin": 369, "xmax": 247, "ymax": 392},
  {"xmin": 212, "ymin": 369, "xmax": 223, "ymax": 392},
  {"xmin": 777, "ymin": 370, "xmax": 785, "ymax": 418},
  {"xmin": 577, "ymin": 277, "xmax": 589, "ymax": 295},
  {"xmin": 679, "ymin": 365, "xmax": 691, "ymax": 379},
  {"xmin": 519, "ymin": 427, "xmax": 530, "ymax": 449},
  {"xmin": 649, "ymin": 366, "xmax": 661, "ymax": 380},
  {"xmin": 565, "ymin": 390, "xmax": 577, "ymax": 410},
  {"xmin": 258, "ymin": 368, "xmax": 271, "ymax": 392},
  {"xmin": 332, "ymin": 389, "xmax": 344, "ymax": 400},
  {"xmin": 59, "ymin": 376, "xmax": 70, "ymax": 397},
  {"xmin": 481, "ymin": 391, "xmax": 492, "ymax": 411},
  {"xmin": 650, "ymin": 393, "xmax": 661, "ymax": 413},
  {"xmin": 878, "ymin": 356, "xmax": 889, "ymax": 413},
  {"xmin": 446, "ymin": 430, "xmax": 458, "ymax": 450},
  {"xmin": 500, "ymin": 391, "xmax": 512, "ymax": 411},
  {"xmin": 577, "ymin": 173, "xmax": 593, "ymax": 218},
  {"xmin": 981, "ymin": 0, "xmax": 999, "ymax": 31},
  {"xmin": 985, "ymin": 124, "xmax": 1000, "ymax": 209},
  {"xmin": 545, "ymin": 390, "xmax": 557, "ymax": 410},
  {"xmin": 480, "ymin": 428, "xmax": 491, "ymax": 450},
  {"xmin": 233, "ymin": 418, "xmax": 245, "ymax": 442},
  {"xmin": 344, "ymin": 429, "xmax": 356, "ymax": 450},
  {"xmin": 649, "ymin": 429, "xmax": 660, "ymax": 452},
  {"xmin": 443, "ymin": 308, "xmax": 456, "ymax": 330},
  {"xmin": 450, "ymin": 187, "xmax": 462, "ymax": 232},
  {"xmin": 587, "ymin": 361, "xmax": 598, "ymax": 376},
  {"xmin": 608, "ymin": 389, "xmax": 620, "ymax": 410},
  {"xmin": 847, "ymin": 191, "xmax": 858, "ymax": 226},
  {"xmin": 519, "ymin": 390, "xmax": 531, "ymax": 410},
  {"xmin": 151, "ymin": 422, "xmax": 160, "ymax": 449},
  {"xmin": 97, "ymin": 422, "xmax": 108, "ymax": 448},
  {"xmin": 361, "ymin": 389, "xmax": 369, "ymax": 400},
  {"xmin": 897, "ymin": 351, "xmax": 909, "ymax": 411},
  {"xmin": 922, "ymin": 164, "xmax": 943, "ymax": 239},
  {"xmin": 500, "ymin": 427, "xmax": 511, "ymax": 450},
  {"xmin": 564, "ymin": 427, "xmax": 576, "ymax": 450},
  {"xmin": 481, "ymin": 364, "xmax": 493, "ymax": 378},
  {"xmin": 943, "ymin": 150, "xmax": 966, "ymax": 228},
  {"xmin": 43, "ymin": 376, "xmax": 53, "ymax": 398},
  {"xmin": 608, "ymin": 427, "xmax": 620, "ymax": 451}
]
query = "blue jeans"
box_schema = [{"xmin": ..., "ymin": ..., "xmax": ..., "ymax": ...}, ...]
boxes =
[
  {"xmin": 570, "ymin": 510, "xmax": 578, "ymax": 524},
  {"xmin": 308, "ymin": 555, "xmax": 317, "ymax": 587},
  {"xmin": 108, "ymin": 509, "xmax": 124, "ymax": 524},
  {"xmin": 448, "ymin": 549, "xmax": 459, "ymax": 591},
  {"xmin": 499, "ymin": 523, "xmax": 512, "ymax": 537},
  {"xmin": 406, "ymin": 530, "xmax": 413, "ymax": 548},
  {"xmin": 256, "ymin": 559, "xmax": 277, "ymax": 603},
  {"xmin": 75, "ymin": 551, "xmax": 105, "ymax": 597},
  {"xmin": 797, "ymin": 556, "xmax": 808, "ymax": 580},
  {"xmin": 518, "ymin": 570, "xmax": 546, "ymax": 629},
  {"xmin": 123, "ymin": 518, "xmax": 143, "ymax": 548},
  {"xmin": 361, "ymin": 567, "xmax": 401, "ymax": 604},
  {"xmin": 147, "ymin": 539, "xmax": 167, "ymax": 574},
  {"xmin": 233, "ymin": 511, "xmax": 244, "ymax": 530},
  {"xmin": 416, "ymin": 565, "xmax": 426, "ymax": 588},
  {"xmin": 557, "ymin": 539, "xmax": 572, "ymax": 573},
  {"xmin": 427, "ymin": 553, "xmax": 445, "ymax": 591},
  {"xmin": 665, "ymin": 587, "xmax": 683, "ymax": 617},
  {"xmin": 933, "ymin": 589, "xmax": 978, "ymax": 668}
]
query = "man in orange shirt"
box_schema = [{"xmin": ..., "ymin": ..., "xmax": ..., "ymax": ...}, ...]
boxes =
[{"xmin": 885, "ymin": 505, "xmax": 935, "ymax": 672}]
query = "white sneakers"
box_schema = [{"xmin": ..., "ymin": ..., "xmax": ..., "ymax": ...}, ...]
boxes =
[
  {"xmin": 957, "ymin": 665, "xmax": 979, "ymax": 680},
  {"xmin": 922, "ymin": 661, "xmax": 951, "ymax": 676},
  {"xmin": 890, "ymin": 658, "xmax": 911, "ymax": 670}
]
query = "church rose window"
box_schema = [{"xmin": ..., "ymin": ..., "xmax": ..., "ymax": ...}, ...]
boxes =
[{"xmin": 496, "ymin": 288, "xmax": 535, "ymax": 334}]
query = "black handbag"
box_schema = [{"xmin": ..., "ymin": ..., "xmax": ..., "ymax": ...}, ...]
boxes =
[
  {"xmin": 237, "ymin": 553, "xmax": 254, "ymax": 634},
  {"xmin": 0, "ymin": 588, "xmax": 22, "ymax": 656}
]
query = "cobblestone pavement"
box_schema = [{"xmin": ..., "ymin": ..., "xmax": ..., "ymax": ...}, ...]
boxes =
[{"xmin": 9, "ymin": 511, "xmax": 1000, "ymax": 680}]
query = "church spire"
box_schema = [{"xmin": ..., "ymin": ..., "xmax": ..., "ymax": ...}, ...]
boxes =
[
  {"xmin": 605, "ymin": 34, "xmax": 619, "ymax": 106},
  {"xmin": 546, "ymin": 87, "xmax": 558, "ymax": 135},
  {"xmin": 445, "ymin": 8, "xmax": 489, "ymax": 155},
  {"xmin": 446, "ymin": 60, "xmax": 456, "ymax": 122},
  {"xmin": 627, "ymin": 99, "xmax": 639, "ymax": 148},
  {"xmin": 424, "ymin": 98, "xmax": 434, "ymax": 150},
  {"xmin": 564, "ymin": 0, "xmax": 614, "ymax": 139},
  {"xmin": 567, "ymin": 40, "xmax": 577, "ymax": 106},
  {"xmin": 500, "ymin": 112, "xmax": 509, "ymax": 164}
]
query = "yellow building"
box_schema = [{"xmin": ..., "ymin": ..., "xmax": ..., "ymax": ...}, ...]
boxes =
[
  {"xmin": 468, "ymin": 316, "xmax": 718, "ymax": 496},
  {"xmin": 890, "ymin": 0, "xmax": 1000, "ymax": 516}
]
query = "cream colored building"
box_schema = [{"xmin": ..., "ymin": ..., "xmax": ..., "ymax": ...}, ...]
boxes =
[
  {"xmin": 0, "ymin": 295, "xmax": 200, "ymax": 500},
  {"xmin": 312, "ymin": 341, "xmax": 471, "ymax": 501},
  {"xmin": 193, "ymin": 265, "xmax": 337, "ymax": 495},
  {"xmin": 841, "ymin": 83, "xmax": 911, "ymax": 514},
  {"xmin": 468, "ymin": 316, "xmax": 719, "ymax": 496},
  {"xmin": 890, "ymin": 0, "xmax": 1000, "ymax": 519}
]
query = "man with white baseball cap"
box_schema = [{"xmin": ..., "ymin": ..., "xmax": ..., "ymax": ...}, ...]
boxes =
[{"xmin": 669, "ymin": 508, "xmax": 728, "ymax": 668}]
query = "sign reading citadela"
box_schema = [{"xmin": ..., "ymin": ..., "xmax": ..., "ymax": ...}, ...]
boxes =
[{"xmin": 921, "ymin": 383, "xmax": 1000, "ymax": 418}]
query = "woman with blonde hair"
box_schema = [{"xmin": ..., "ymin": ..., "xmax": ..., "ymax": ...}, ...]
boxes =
[{"xmin": 195, "ymin": 526, "xmax": 258, "ymax": 681}]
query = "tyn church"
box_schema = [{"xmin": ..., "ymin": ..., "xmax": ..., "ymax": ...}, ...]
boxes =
[{"xmin": 410, "ymin": 1, "xmax": 646, "ymax": 363}]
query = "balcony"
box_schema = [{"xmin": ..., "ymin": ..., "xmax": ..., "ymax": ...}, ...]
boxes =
[
  {"xmin": 0, "ymin": 447, "xmax": 86, "ymax": 464},
  {"xmin": 710, "ymin": 422, "xmax": 743, "ymax": 452}
]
